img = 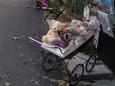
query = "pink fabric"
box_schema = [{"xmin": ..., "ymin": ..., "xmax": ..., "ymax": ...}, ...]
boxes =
[{"xmin": 41, "ymin": 2, "xmax": 48, "ymax": 7}]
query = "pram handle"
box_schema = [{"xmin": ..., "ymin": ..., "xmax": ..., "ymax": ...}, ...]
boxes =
[{"xmin": 28, "ymin": 37, "xmax": 42, "ymax": 45}]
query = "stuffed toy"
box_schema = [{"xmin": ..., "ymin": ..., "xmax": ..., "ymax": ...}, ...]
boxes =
[
  {"xmin": 71, "ymin": 19, "xmax": 88, "ymax": 35},
  {"xmin": 57, "ymin": 21, "xmax": 79, "ymax": 43},
  {"xmin": 42, "ymin": 20, "xmax": 66, "ymax": 43},
  {"xmin": 86, "ymin": 16, "xmax": 100, "ymax": 30},
  {"xmin": 51, "ymin": 39, "xmax": 69, "ymax": 49},
  {"xmin": 57, "ymin": 19, "xmax": 88, "ymax": 42},
  {"xmin": 71, "ymin": 20, "xmax": 88, "ymax": 36},
  {"xmin": 76, "ymin": 24, "xmax": 88, "ymax": 36},
  {"xmin": 67, "ymin": 28, "xmax": 78, "ymax": 36},
  {"xmin": 71, "ymin": 19, "xmax": 79, "ymax": 28},
  {"xmin": 65, "ymin": 40, "xmax": 76, "ymax": 51},
  {"xmin": 58, "ymin": 29, "xmax": 73, "ymax": 43},
  {"xmin": 41, "ymin": 0, "xmax": 49, "ymax": 9},
  {"xmin": 58, "ymin": 26, "xmax": 79, "ymax": 44}
]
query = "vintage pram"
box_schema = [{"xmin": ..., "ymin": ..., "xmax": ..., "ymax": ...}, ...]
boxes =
[{"xmin": 28, "ymin": 19, "xmax": 100, "ymax": 85}]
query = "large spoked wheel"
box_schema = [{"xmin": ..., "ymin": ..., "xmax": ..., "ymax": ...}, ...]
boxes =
[
  {"xmin": 70, "ymin": 64, "xmax": 84, "ymax": 86},
  {"xmin": 42, "ymin": 54, "xmax": 57, "ymax": 72},
  {"xmin": 85, "ymin": 55, "xmax": 96, "ymax": 73}
]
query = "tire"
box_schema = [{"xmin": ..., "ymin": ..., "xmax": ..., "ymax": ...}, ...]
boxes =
[
  {"xmin": 85, "ymin": 55, "xmax": 96, "ymax": 73},
  {"xmin": 70, "ymin": 64, "xmax": 84, "ymax": 85},
  {"xmin": 42, "ymin": 54, "xmax": 57, "ymax": 72}
]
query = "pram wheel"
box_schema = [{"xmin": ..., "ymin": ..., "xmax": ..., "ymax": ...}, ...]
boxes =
[
  {"xmin": 70, "ymin": 64, "xmax": 84, "ymax": 86},
  {"xmin": 85, "ymin": 55, "xmax": 96, "ymax": 72},
  {"xmin": 43, "ymin": 54, "xmax": 57, "ymax": 72}
]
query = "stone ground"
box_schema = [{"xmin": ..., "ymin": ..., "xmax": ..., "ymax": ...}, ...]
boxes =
[
  {"xmin": 0, "ymin": 0, "xmax": 63, "ymax": 86},
  {"xmin": 0, "ymin": 0, "xmax": 115, "ymax": 86}
]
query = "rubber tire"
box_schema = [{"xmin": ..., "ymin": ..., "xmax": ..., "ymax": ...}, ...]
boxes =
[
  {"xmin": 70, "ymin": 64, "xmax": 84, "ymax": 86},
  {"xmin": 85, "ymin": 55, "xmax": 96, "ymax": 73}
]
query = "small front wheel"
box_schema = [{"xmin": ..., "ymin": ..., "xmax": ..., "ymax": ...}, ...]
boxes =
[{"xmin": 70, "ymin": 64, "xmax": 84, "ymax": 86}]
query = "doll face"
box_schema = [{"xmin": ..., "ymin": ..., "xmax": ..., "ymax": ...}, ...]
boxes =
[
  {"xmin": 76, "ymin": 26, "xmax": 87, "ymax": 35},
  {"xmin": 52, "ymin": 21, "xmax": 65, "ymax": 31},
  {"xmin": 52, "ymin": 21, "xmax": 60, "ymax": 30},
  {"xmin": 77, "ymin": 26, "xmax": 84, "ymax": 32},
  {"xmin": 88, "ymin": 21, "xmax": 94, "ymax": 29}
]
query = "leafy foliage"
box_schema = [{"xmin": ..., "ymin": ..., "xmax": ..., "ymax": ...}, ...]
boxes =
[
  {"xmin": 48, "ymin": 0, "xmax": 64, "ymax": 11},
  {"xmin": 48, "ymin": 0, "xmax": 98, "ymax": 20},
  {"xmin": 65, "ymin": 0, "xmax": 96, "ymax": 20}
]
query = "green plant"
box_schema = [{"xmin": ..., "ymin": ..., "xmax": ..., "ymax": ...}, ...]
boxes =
[
  {"xmin": 65, "ymin": 0, "xmax": 98, "ymax": 20},
  {"xmin": 48, "ymin": 0, "xmax": 64, "ymax": 12},
  {"xmin": 48, "ymin": 0, "xmax": 99, "ymax": 20}
]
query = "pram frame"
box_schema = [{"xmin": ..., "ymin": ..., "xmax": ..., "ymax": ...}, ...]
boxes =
[{"xmin": 28, "ymin": 28, "xmax": 98, "ymax": 85}]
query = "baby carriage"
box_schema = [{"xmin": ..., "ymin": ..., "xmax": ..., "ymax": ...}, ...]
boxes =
[{"xmin": 28, "ymin": 18, "xmax": 100, "ymax": 85}]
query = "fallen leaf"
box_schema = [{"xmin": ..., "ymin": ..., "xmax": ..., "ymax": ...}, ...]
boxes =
[
  {"xmin": 42, "ymin": 76, "xmax": 48, "ymax": 79},
  {"xmin": 3, "ymin": 71, "xmax": 12, "ymax": 79},
  {"xmin": 17, "ymin": 46, "xmax": 22, "ymax": 49},
  {"xmin": 28, "ymin": 58, "xmax": 32, "ymax": 62},
  {"xmin": 34, "ymin": 81, "xmax": 39, "ymax": 85},
  {"xmin": 20, "ymin": 53, "xmax": 24, "ymax": 57},
  {"xmin": 49, "ymin": 79, "xmax": 58, "ymax": 83},
  {"xmin": 12, "ymin": 37, "xmax": 21, "ymax": 40},
  {"xmin": 31, "ymin": 79, "xmax": 40, "ymax": 85},
  {"xmin": 35, "ymin": 73, "xmax": 40, "ymax": 77},
  {"xmin": 58, "ymin": 80, "xmax": 69, "ymax": 86},
  {"xmin": 4, "ymin": 82, "xmax": 11, "ymax": 86},
  {"xmin": 38, "ymin": 59, "xmax": 42, "ymax": 63},
  {"xmin": 13, "ymin": 24, "xmax": 17, "ymax": 26}
]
